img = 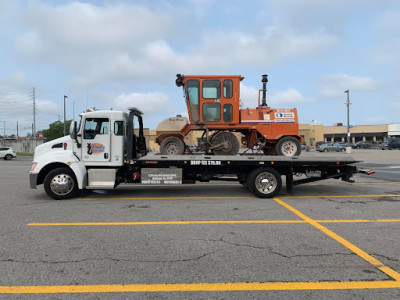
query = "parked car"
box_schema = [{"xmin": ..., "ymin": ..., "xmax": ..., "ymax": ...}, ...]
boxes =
[
  {"xmin": 317, "ymin": 142, "xmax": 346, "ymax": 152},
  {"xmin": 0, "ymin": 147, "xmax": 17, "ymax": 160},
  {"xmin": 381, "ymin": 138, "xmax": 400, "ymax": 150},
  {"xmin": 315, "ymin": 141, "xmax": 325, "ymax": 151},
  {"xmin": 338, "ymin": 142, "xmax": 348, "ymax": 148},
  {"xmin": 352, "ymin": 141, "xmax": 372, "ymax": 149}
]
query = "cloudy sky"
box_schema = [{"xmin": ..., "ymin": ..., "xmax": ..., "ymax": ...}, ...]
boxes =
[{"xmin": 0, "ymin": 0, "xmax": 399, "ymax": 135}]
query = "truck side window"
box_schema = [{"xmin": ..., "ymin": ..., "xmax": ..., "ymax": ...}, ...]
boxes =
[
  {"xmin": 223, "ymin": 104, "xmax": 233, "ymax": 122},
  {"xmin": 187, "ymin": 80, "xmax": 200, "ymax": 123},
  {"xmin": 223, "ymin": 80, "xmax": 233, "ymax": 98},
  {"xmin": 84, "ymin": 118, "xmax": 109, "ymax": 139},
  {"xmin": 202, "ymin": 103, "xmax": 221, "ymax": 121},
  {"xmin": 203, "ymin": 80, "xmax": 221, "ymax": 99},
  {"xmin": 114, "ymin": 121, "xmax": 124, "ymax": 136}
]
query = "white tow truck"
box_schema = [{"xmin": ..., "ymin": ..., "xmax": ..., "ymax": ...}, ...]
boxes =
[{"xmin": 30, "ymin": 108, "xmax": 372, "ymax": 200}]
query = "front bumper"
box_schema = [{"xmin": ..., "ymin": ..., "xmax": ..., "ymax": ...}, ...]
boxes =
[{"xmin": 29, "ymin": 173, "xmax": 38, "ymax": 189}]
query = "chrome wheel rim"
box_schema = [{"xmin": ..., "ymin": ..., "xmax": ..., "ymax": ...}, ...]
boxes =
[
  {"xmin": 50, "ymin": 173, "xmax": 74, "ymax": 196},
  {"xmin": 255, "ymin": 172, "xmax": 277, "ymax": 194},
  {"xmin": 281, "ymin": 141, "xmax": 297, "ymax": 156}
]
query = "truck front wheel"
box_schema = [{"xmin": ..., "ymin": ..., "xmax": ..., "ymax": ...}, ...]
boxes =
[
  {"xmin": 247, "ymin": 167, "xmax": 282, "ymax": 198},
  {"xmin": 44, "ymin": 167, "xmax": 78, "ymax": 200}
]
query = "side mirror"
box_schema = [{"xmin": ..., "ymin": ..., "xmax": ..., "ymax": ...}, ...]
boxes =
[
  {"xmin": 70, "ymin": 121, "xmax": 77, "ymax": 139},
  {"xmin": 69, "ymin": 121, "xmax": 81, "ymax": 148}
]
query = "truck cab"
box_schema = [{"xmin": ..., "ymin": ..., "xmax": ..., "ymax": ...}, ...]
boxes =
[{"xmin": 30, "ymin": 108, "xmax": 146, "ymax": 199}]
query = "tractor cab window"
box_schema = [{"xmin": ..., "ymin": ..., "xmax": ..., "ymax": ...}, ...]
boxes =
[
  {"xmin": 186, "ymin": 80, "xmax": 200, "ymax": 123},
  {"xmin": 223, "ymin": 104, "xmax": 233, "ymax": 122},
  {"xmin": 202, "ymin": 80, "xmax": 221, "ymax": 99},
  {"xmin": 223, "ymin": 79, "xmax": 233, "ymax": 98},
  {"xmin": 202, "ymin": 103, "xmax": 221, "ymax": 122},
  {"xmin": 84, "ymin": 118, "xmax": 109, "ymax": 139}
]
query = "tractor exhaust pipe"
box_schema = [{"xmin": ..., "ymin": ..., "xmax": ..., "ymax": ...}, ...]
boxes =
[{"xmin": 261, "ymin": 74, "xmax": 268, "ymax": 107}]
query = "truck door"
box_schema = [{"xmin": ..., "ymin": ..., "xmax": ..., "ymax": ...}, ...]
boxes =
[{"xmin": 81, "ymin": 117, "xmax": 111, "ymax": 162}]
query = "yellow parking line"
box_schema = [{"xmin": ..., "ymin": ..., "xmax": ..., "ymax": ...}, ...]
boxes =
[
  {"xmin": 320, "ymin": 219, "xmax": 400, "ymax": 223},
  {"xmin": 280, "ymin": 194, "xmax": 400, "ymax": 199},
  {"xmin": 78, "ymin": 194, "xmax": 400, "ymax": 201},
  {"xmin": 1, "ymin": 280, "xmax": 400, "ymax": 294},
  {"xmin": 27, "ymin": 219, "xmax": 400, "ymax": 226},
  {"xmin": 274, "ymin": 197, "xmax": 400, "ymax": 281},
  {"xmin": 306, "ymin": 182, "xmax": 400, "ymax": 186},
  {"xmin": 118, "ymin": 183, "xmax": 241, "ymax": 187},
  {"xmin": 78, "ymin": 196, "xmax": 255, "ymax": 200},
  {"xmin": 28, "ymin": 220, "xmax": 306, "ymax": 226}
]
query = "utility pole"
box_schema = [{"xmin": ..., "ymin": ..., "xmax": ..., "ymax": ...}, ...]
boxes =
[
  {"xmin": 33, "ymin": 87, "xmax": 36, "ymax": 139},
  {"xmin": 64, "ymin": 95, "xmax": 68, "ymax": 136},
  {"xmin": 344, "ymin": 90, "xmax": 351, "ymax": 145}
]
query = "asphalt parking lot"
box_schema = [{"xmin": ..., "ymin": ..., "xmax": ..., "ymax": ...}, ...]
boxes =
[{"xmin": 1, "ymin": 149, "xmax": 400, "ymax": 299}]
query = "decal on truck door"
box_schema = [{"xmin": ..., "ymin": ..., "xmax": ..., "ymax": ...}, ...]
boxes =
[{"xmin": 87, "ymin": 143, "xmax": 105, "ymax": 155}]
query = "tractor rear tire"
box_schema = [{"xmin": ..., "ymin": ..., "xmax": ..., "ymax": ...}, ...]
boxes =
[
  {"xmin": 276, "ymin": 137, "xmax": 301, "ymax": 157},
  {"xmin": 160, "ymin": 136, "xmax": 185, "ymax": 155},
  {"xmin": 211, "ymin": 132, "xmax": 239, "ymax": 155}
]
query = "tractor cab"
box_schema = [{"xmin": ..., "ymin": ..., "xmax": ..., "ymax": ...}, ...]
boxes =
[{"xmin": 176, "ymin": 74, "xmax": 243, "ymax": 125}]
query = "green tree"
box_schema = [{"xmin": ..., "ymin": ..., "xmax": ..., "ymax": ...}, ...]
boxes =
[{"xmin": 42, "ymin": 120, "xmax": 72, "ymax": 141}]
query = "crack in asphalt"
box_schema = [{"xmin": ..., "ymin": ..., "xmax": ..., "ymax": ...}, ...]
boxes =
[
  {"xmin": 186, "ymin": 237, "xmax": 354, "ymax": 259},
  {"xmin": 372, "ymin": 253, "xmax": 400, "ymax": 263},
  {"xmin": 322, "ymin": 197, "xmax": 399, "ymax": 205},
  {"xmin": 0, "ymin": 251, "xmax": 218, "ymax": 265}
]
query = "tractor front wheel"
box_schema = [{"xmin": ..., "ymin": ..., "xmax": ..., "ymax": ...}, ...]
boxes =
[{"xmin": 276, "ymin": 137, "xmax": 301, "ymax": 157}]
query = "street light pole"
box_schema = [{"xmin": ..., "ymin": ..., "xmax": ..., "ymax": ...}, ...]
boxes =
[
  {"xmin": 344, "ymin": 90, "xmax": 351, "ymax": 145},
  {"xmin": 64, "ymin": 95, "xmax": 68, "ymax": 136}
]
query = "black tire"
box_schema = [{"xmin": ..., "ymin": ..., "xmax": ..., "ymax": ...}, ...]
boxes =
[
  {"xmin": 160, "ymin": 136, "xmax": 185, "ymax": 155},
  {"xmin": 276, "ymin": 137, "xmax": 301, "ymax": 156},
  {"xmin": 323, "ymin": 148, "xmax": 328, "ymax": 152},
  {"xmin": 247, "ymin": 167, "xmax": 282, "ymax": 198},
  {"xmin": 341, "ymin": 148, "xmax": 346, "ymax": 152},
  {"xmin": 44, "ymin": 167, "xmax": 78, "ymax": 200},
  {"xmin": 211, "ymin": 132, "xmax": 239, "ymax": 155},
  {"xmin": 4, "ymin": 154, "xmax": 13, "ymax": 160}
]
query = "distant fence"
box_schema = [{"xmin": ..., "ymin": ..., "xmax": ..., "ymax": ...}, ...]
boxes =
[{"xmin": 1, "ymin": 140, "xmax": 45, "ymax": 153}]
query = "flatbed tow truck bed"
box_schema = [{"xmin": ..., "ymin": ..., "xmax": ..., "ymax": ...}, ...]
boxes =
[{"xmin": 126, "ymin": 154, "xmax": 370, "ymax": 198}]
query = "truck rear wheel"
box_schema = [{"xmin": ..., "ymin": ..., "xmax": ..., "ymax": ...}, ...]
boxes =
[
  {"xmin": 211, "ymin": 132, "xmax": 239, "ymax": 155},
  {"xmin": 44, "ymin": 167, "xmax": 78, "ymax": 200},
  {"xmin": 247, "ymin": 167, "xmax": 282, "ymax": 198},
  {"xmin": 160, "ymin": 136, "xmax": 185, "ymax": 155},
  {"xmin": 276, "ymin": 137, "xmax": 301, "ymax": 157}
]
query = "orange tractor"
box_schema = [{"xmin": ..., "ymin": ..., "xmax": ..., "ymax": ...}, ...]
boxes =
[{"xmin": 155, "ymin": 74, "xmax": 302, "ymax": 156}]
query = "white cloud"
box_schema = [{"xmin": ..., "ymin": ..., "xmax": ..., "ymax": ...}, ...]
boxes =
[
  {"xmin": 240, "ymin": 83, "xmax": 312, "ymax": 108},
  {"xmin": 113, "ymin": 92, "xmax": 171, "ymax": 115},
  {"xmin": 13, "ymin": 1, "xmax": 339, "ymax": 88},
  {"xmin": 319, "ymin": 73, "xmax": 378, "ymax": 98},
  {"xmin": 269, "ymin": 88, "xmax": 314, "ymax": 105}
]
